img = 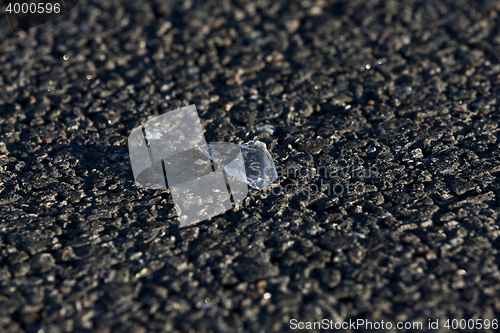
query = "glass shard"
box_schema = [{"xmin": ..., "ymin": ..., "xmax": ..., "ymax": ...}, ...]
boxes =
[{"xmin": 200, "ymin": 140, "xmax": 278, "ymax": 190}]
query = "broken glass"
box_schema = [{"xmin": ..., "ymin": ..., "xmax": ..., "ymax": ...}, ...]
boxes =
[{"xmin": 200, "ymin": 140, "xmax": 278, "ymax": 190}]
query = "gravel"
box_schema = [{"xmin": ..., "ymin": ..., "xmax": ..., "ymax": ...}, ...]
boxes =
[{"xmin": 2, "ymin": 0, "xmax": 500, "ymax": 332}]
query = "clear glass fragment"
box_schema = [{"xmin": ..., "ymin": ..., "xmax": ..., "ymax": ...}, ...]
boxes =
[{"xmin": 200, "ymin": 140, "xmax": 278, "ymax": 190}]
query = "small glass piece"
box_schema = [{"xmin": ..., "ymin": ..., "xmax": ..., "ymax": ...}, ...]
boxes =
[{"xmin": 200, "ymin": 140, "xmax": 278, "ymax": 190}]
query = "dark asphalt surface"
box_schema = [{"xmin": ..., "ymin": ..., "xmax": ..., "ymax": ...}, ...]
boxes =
[{"xmin": 2, "ymin": 0, "xmax": 500, "ymax": 332}]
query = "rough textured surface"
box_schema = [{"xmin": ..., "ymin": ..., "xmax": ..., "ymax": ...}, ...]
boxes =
[{"xmin": 2, "ymin": 0, "xmax": 500, "ymax": 332}]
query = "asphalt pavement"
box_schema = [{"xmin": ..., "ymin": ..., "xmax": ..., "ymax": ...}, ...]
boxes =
[{"xmin": 2, "ymin": 0, "xmax": 500, "ymax": 332}]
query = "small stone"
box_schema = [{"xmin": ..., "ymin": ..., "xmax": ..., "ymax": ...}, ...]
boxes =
[
  {"xmin": 256, "ymin": 124, "xmax": 276, "ymax": 134},
  {"xmin": 0, "ymin": 142, "xmax": 8, "ymax": 155},
  {"xmin": 107, "ymin": 154, "xmax": 122, "ymax": 163},
  {"xmin": 409, "ymin": 148, "xmax": 423, "ymax": 159},
  {"xmin": 93, "ymin": 111, "xmax": 120, "ymax": 128},
  {"xmin": 30, "ymin": 118, "xmax": 44, "ymax": 126}
]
